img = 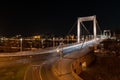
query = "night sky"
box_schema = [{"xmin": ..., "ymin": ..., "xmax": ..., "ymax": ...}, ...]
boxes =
[{"xmin": 0, "ymin": 0, "xmax": 120, "ymax": 37}]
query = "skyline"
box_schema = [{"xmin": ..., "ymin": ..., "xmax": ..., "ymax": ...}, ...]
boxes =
[{"xmin": 0, "ymin": 1, "xmax": 120, "ymax": 36}]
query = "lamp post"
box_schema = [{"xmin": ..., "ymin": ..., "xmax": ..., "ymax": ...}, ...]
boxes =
[
  {"xmin": 20, "ymin": 38, "xmax": 22, "ymax": 52},
  {"xmin": 56, "ymin": 43, "xmax": 63, "ymax": 76},
  {"xmin": 53, "ymin": 37, "xmax": 55, "ymax": 47}
]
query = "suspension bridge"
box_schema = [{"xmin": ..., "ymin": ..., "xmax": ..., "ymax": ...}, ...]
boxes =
[
  {"xmin": 0, "ymin": 15, "xmax": 110, "ymax": 80},
  {"xmin": 0, "ymin": 15, "xmax": 107, "ymax": 56}
]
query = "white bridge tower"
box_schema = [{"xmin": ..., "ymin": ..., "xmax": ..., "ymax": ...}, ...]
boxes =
[{"xmin": 77, "ymin": 15, "xmax": 96, "ymax": 43}]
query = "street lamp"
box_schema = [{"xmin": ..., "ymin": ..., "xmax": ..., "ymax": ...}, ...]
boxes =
[
  {"xmin": 53, "ymin": 37, "xmax": 55, "ymax": 47},
  {"xmin": 56, "ymin": 43, "xmax": 64, "ymax": 76},
  {"xmin": 20, "ymin": 38, "xmax": 22, "ymax": 52},
  {"xmin": 56, "ymin": 43, "xmax": 63, "ymax": 60}
]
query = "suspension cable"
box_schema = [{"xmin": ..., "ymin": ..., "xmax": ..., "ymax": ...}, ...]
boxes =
[
  {"xmin": 96, "ymin": 20, "xmax": 102, "ymax": 35},
  {"xmin": 81, "ymin": 22, "xmax": 92, "ymax": 35},
  {"xmin": 67, "ymin": 20, "xmax": 77, "ymax": 35}
]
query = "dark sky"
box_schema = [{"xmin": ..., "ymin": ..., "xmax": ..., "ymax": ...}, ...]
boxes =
[{"xmin": 0, "ymin": 0, "xmax": 120, "ymax": 36}]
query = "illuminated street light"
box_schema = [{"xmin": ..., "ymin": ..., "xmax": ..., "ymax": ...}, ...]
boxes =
[
  {"xmin": 56, "ymin": 43, "xmax": 64, "ymax": 76},
  {"xmin": 53, "ymin": 37, "xmax": 55, "ymax": 47},
  {"xmin": 56, "ymin": 43, "xmax": 63, "ymax": 59},
  {"xmin": 20, "ymin": 38, "xmax": 22, "ymax": 52},
  {"xmin": 56, "ymin": 48, "xmax": 60, "ymax": 53}
]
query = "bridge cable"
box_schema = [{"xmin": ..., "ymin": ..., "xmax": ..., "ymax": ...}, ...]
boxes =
[
  {"xmin": 81, "ymin": 22, "xmax": 92, "ymax": 35},
  {"xmin": 67, "ymin": 20, "xmax": 77, "ymax": 35},
  {"xmin": 80, "ymin": 22, "xmax": 92, "ymax": 49},
  {"xmin": 96, "ymin": 20, "xmax": 102, "ymax": 35}
]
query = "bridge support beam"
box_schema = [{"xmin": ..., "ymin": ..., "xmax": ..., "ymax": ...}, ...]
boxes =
[{"xmin": 77, "ymin": 15, "xmax": 96, "ymax": 43}]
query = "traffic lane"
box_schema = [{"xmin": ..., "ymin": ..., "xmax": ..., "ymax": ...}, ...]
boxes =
[
  {"xmin": 24, "ymin": 53, "xmax": 56, "ymax": 80},
  {"xmin": 40, "ymin": 57, "xmax": 59, "ymax": 80},
  {"xmin": 25, "ymin": 65, "xmax": 41, "ymax": 80}
]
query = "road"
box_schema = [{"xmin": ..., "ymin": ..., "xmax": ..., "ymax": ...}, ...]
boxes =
[
  {"xmin": 0, "ymin": 39, "xmax": 103, "ymax": 80},
  {"xmin": 39, "ymin": 39, "xmax": 103, "ymax": 80},
  {"xmin": 0, "ymin": 53, "xmax": 51, "ymax": 80},
  {"xmin": 24, "ymin": 65, "xmax": 41, "ymax": 80},
  {"xmin": 40, "ymin": 60, "xmax": 59, "ymax": 80}
]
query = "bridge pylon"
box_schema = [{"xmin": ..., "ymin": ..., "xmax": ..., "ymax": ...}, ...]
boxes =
[
  {"xmin": 103, "ymin": 30, "xmax": 111, "ymax": 38},
  {"xmin": 77, "ymin": 15, "xmax": 96, "ymax": 43}
]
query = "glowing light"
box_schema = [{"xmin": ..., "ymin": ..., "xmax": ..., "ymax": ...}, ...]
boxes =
[{"xmin": 56, "ymin": 48, "xmax": 60, "ymax": 53}]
